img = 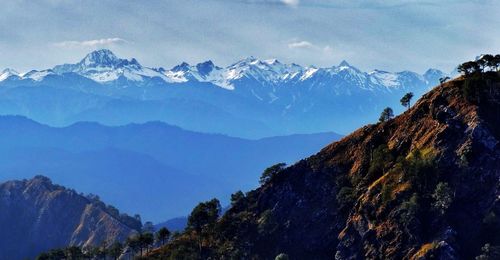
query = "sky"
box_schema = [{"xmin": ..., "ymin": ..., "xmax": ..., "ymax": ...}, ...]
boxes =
[{"xmin": 0, "ymin": 0, "xmax": 498, "ymax": 73}]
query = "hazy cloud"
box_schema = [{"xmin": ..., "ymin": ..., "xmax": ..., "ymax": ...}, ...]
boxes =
[
  {"xmin": 54, "ymin": 38, "xmax": 128, "ymax": 48},
  {"xmin": 288, "ymin": 40, "xmax": 332, "ymax": 55},
  {"xmin": 288, "ymin": 40, "xmax": 314, "ymax": 49},
  {"xmin": 281, "ymin": 0, "xmax": 299, "ymax": 7},
  {"xmin": 231, "ymin": 0, "xmax": 299, "ymax": 7}
]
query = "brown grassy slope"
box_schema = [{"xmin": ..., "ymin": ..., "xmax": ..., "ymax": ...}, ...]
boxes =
[{"xmin": 156, "ymin": 74, "xmax": 500, "ymax": 259}]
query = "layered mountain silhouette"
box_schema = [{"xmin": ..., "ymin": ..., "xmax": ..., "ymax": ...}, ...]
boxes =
[
  {"xmin": 153, "ymin": 73, "xmax": 500, "ymax": 258},
  {"xmin": 0, "ymin": 50, "xmax": 446, "ymax": 138},
  {"xmin": 0, "ymin": 176, "xmax": 140, "ymax": 260},
  {"xmin": 0, "ymin": 116, "xmax": 340, "ymax": 221}
]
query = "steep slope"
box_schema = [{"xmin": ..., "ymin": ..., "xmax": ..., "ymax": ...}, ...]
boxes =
[
  {"xmin": 156, "ymin": 73, "xmax": 500, "ymax": 259},
  {"xmin": 0, "ymin": 176, "xmax": 140, "ymax": 260},
  {"xmin": 0, "ymin": 49, "xmax": 445, "ymax": 138},
  {"xmin": 0, "ymin": 116, "xmax": 340, "ymax": 221}
]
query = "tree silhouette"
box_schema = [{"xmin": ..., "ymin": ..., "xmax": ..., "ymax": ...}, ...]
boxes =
[
  {"xmin": 107, "ymin": 242, "xmax": 123, "ymax": 260},
  {"xmin": 477, "ymin": 57, "xmax": 488, "ymax": 72},
  {"xmin": 400, "ymin": 92, "xmax": 414, "ymax": 110},
  {"xmin": 482, "ymin": 54, "xmax": 495, "ymax": 72},
  {"xmin": 379, "ymin": 107, "xmax": 394, "ymax": 123},
  {"xmin": 457, "ymin": 61, "xmax": 480, "ymax": 75},
  {"xmin": 187, "ymin": 198, "xmax": 221, "ymax": 255},
  {"xmin": 142, "ymin": 221, "xmax": 155, "ymax": 233},
  {"xmin": 126, "ymin": 235, "xmax": 141, "ymax": 256},
  {"xmin": 141, "ymin": 232, "xmax": 155, "ymax": 254},
  {"xmin": 494, "ymin": 55, "xmax": 500, "ymax": 71},
  {"xmin": 230, "ymin": 190, "xmax": 245, "ymax": 206},
  {"xmin": 260, "ymin": 163, "xmax": 286, "ymax": 185},
  {"xmin": 156, "ymin": 227, "xmax": 171, "ymax": 246},
  {"xmin": 439, "ymin": 76, "xmax": 450, "ymax": 85}
]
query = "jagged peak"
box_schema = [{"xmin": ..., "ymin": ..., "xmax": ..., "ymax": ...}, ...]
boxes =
[
  {"xmin": 338, "ymin": 60, "xmax": 352, "ymax": 67},
  {"xmin": 79, "ymin": 49, "xmax": 140, "ymax": 68},
  {"xmin": 230, "ymin": 56, "xmax": 258, "ymax": 67},
  {"xmin": 82, "ymin": 49, "xmax": 118, "ymax": 63},
  {"xmin": 263, "ymin": 58, "xmax": 281, "ymax": 65},
  {"xmin": 171, "ymin": 62, "xmax": 191, "ymax": 72},
  {"xmin": 370, "ymin": 69, "xmax": 390, "ymax": 74},
  {"xmin": 1, "ymin": 68, "xmax": 19, "ymax": 75},
  {"xmin": 152, "ymin": 67, "xmax": 166, "ymax": 73},
  {"xmin": 196, "ymin": 60, "xmax": 219, "ymax": 76},
  {"xmin": 0, "ymin": 68, "xmax": 20, "ymax": 81},
  {"xmin": 423, "ymin": 68, "xmax": 444, "ymax": 76},
  {"xmin": 31, "ymin": 175, "xmax": 53, "ymax": 184}
]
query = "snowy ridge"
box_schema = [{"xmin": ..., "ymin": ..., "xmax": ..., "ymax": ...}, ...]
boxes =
[
  {"xmin": 0, "ymin": 49, "xmax": 446, "ymax": 92},
  {"xmin": 0, "ymin": 68, "xmax": 20, "ymax": 81}
]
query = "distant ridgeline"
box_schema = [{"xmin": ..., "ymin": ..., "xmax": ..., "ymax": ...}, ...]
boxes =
[
  {"xmin": 0, "ymin": 176, "xmax": 140, "ymax": 260},
  {"xmin": 0, "ymin": 49, "xmax": 447, "ymax": 138}
]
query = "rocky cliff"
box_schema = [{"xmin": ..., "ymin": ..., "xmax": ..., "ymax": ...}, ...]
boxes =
[
  {"xmin": 0, "ymin": 176, "xmax": 140, "ymax": 260},
  {"xmin": 156, "ymin": 73, "xmax": 500, "ymax": 259}
]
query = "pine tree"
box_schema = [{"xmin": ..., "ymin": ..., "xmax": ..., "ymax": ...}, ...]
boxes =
[
  {"xmin": 400, "ymin": 92, "xmax": 414, "ymax": 109},
  {"xmin": 379, "ymin": 107, "xmax": 394, "ymax": 122}
]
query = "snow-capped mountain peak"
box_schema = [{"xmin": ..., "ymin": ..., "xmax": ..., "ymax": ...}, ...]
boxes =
[
  {"xmin": 50, "ymin": 49, "xmax": 172, "ymax": 83},
  {"xmin": 338, "ymin": 60, "xmax": 351, "ymax": 68},
  {"xmin": 171, "ymin": 62, "xmax": 191, "ymax": 72},
  {"xmin": 76, "ymin": 49, "xmax": 142, "ymax": 71},
  {"xmin": 196, "ymin": 60, "xmax": 219, "ymax": 76},
  {"xmin": 22, "ymin": 69, "xmax": 56, "ymax": 81},
  {"xmin": 0, "ymin": 68, "xmax": 20, "ymax": 81},
  {"xmin": 81, "ymin": 49, "xmax": 121, "ymax": 67}
]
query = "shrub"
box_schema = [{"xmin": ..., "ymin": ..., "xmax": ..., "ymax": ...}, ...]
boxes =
[
  {"xmin": 432, "ymin": 182, "xmax": 453, "ymax": 215},
  {"xmin": 336, "ymin": 186, "xmax": 355, "ymax": 212},
  {"xmin": 260, "ymin": 163, "xmax": 286, "ymax": 185}
]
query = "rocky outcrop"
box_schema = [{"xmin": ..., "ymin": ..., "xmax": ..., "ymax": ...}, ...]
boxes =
[{"xmin": 0, "ymin": 176, "xmax": 139, "ymax": 260}]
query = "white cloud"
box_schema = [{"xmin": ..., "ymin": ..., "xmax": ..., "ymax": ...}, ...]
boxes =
[
  {"xmin": 281, "ymin": 0, "xmax": 299, "ymax": 7},
  {"xmin": 54, "ymin": 38, "xmax": 127, "ymax": 48},
  {"xmin": 235, "ymin": 0, "xmax": 300, "ymax": 7},
  {"xmin": 288, "ymin": 40, "xmax": 314, "ymax": 49}
]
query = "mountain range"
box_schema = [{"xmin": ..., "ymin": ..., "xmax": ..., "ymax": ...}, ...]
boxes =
[
  {"xmin": 0, "ymin": 49, "xmax": 447, "ymax": 138},
  {"xmin": 0, "ymin": 116, "xmax": 340, "ymax": 222}
]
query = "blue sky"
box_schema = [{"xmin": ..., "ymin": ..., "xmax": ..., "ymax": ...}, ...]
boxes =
[{"xmin": 0, "ymin": 0, "xmax": 498, "ymax": 73}]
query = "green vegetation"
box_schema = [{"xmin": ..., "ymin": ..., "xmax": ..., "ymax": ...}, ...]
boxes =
[
  {"xmin": 156, "ymin": 227, "xmax": 171, "ymax": 246},
  {"xmin": 457, "ymin": 54, "xmax": 500, "ymax": 102},
  {"xmin": 439, "ymin": 76, "xmax": 450, "ymax": 85},
  {"xmin": 380, "ymin": 183, "xmax": 395, "ymax": 205},
  {"xmin": 126, "ymin": 232, "xmax": 155, "ymax": 256},
  {"xmin": 108, "ymin": 242, "xmax": 123, "ymax": 260},
  {"xmin": 458, "ymin": 55, "xmax": 500, "ymax": 75},
  {"xmin": 259, "ymin": 162, "xmax": 286, "ymax": 185},
  {"xmin": 187, "ymin": 198, "xmax": 221, "ymax": 234},
  {"xmin": 399, "ymin": 193, "xmax": 420, "ymax": 232},
  {"xmin": 368, "ymin": 144, "xmax": 394, "ymax": 181},
  {"xmin": 378, "ymin": 107, "xmax": 394, "ymax": 122},
  {"xmin": 432, "ymin": 182, "xmax": 453, "ymax": 215},
  {"xmin": 400, "ymin": 92, "xmax": 414, "ymax": 110},
  {"xmin": 36, "ymin": 243, "xmax": 116, "ymax": 260},
  {"xmin": 187, "ymin": 198, "xmax": 221, "ymax": 257},
  {"xmin": 336, "ymin": 186, "xmax": 355, "ymax": 212}
]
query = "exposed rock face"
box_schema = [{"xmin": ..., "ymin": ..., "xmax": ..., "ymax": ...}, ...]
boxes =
[
  {"xmin": 0, "ymin": 176, "xmax": 139, "ymax": 260},
  {"xmin": 158, "ymin": 74, "xmax": 500, "ymax": 259}
]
